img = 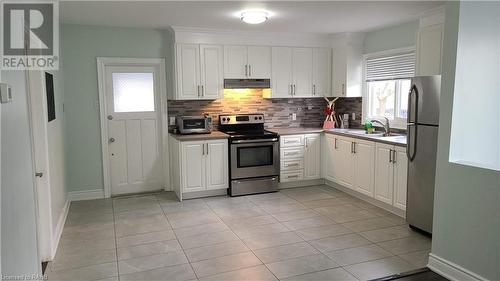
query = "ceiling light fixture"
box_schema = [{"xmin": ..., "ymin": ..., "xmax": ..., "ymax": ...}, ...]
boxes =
[{"xmin": 241, "ymin": 10, "xmax": 269, "ymax": 24}]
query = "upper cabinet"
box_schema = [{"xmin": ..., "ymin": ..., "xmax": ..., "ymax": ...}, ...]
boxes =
[
  {"xmin": 330, "ymin": 34, "xmax": 364, "ymax": 97},
  {"xmin": 271, "ymin": 47, "xmax": 331, "ymax": 98},
  {"xmin": 415, "ymin": 12, "xmax": 444, "ymax": 76},
  {"xmin": 224, "ymin": 45, "xmax": 271, "ymax": 79},
  {"xmin": 174, "ymin": 44, "xmax": 223, "ymax": 100}
]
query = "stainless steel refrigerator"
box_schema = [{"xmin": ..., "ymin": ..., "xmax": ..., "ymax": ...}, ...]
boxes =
[{"xmin": 406, "ymin": 75, "xmax": 441, "ymax": 234}]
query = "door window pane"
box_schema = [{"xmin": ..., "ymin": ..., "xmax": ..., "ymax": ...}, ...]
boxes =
[
  {"xmin": 238, "ymin": 146, "xmax": 273, "ymax": 168},
  {"xmin": 112, "ymin": 72, "xmax": 155, "ymax": 112}
]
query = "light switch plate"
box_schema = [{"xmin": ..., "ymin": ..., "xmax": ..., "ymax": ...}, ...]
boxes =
[{"xmin": 0, "ymin": 83, "xmax": 13, "ymax": 103}]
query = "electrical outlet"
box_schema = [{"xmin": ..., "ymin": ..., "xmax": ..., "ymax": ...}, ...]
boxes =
[
  {"xmin": 352, "ymin": 113, "xmax": 356, "ymax": 120},
  {"xmin": 292, "ymin": 113, "xmax": 297, "ymax": 121},
  {"xmin": 169, "ymin": 116, "xmax": 176, "ymax": 125}
]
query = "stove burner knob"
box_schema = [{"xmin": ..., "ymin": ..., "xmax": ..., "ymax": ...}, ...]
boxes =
[
  {"xmin": 259, "ymin": 116, "xmax": 263, "ymax": 120},
  {"xmin": 222, "ymin": 118, "xmax": 226, "ymax": 122},
  {"xmin": 254, "ymin": 117, "xmax": 258, "ymax": 120},
  {"xmin": 227, "ymin": 118, "xmax": 231, "ymax": 122}
]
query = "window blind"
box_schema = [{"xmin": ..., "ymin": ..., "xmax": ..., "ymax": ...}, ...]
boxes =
[{"xmin": 365, "ymin": 51, "xmax": 415, "ymax": 82}]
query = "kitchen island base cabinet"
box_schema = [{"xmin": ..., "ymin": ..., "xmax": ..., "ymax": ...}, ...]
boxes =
[{"xmin": 169, "ymin": 137, "xmax": 228, "ymax": 200}]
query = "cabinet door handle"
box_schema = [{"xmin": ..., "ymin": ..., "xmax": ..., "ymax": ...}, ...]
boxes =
[
  {"xmin": 352, "ymin": 142, "xmax": 356, "ymax": 154},
  {"xmin": 389, "ymin": 149, "xmax": 393, "ymax": 163},
  {"xmin": 201, "ymin": 85, "xmax": 204, "ymax": 96},
  {"xmin": 293, "ymin": 84, "xmax": 296, "ymax": 95},
  {"xmin": 392, "ymin": 150, "xmax": 396, "ymax": 163},
  {"xmin": 245, "ymin": 65, "xmax": 248, "ymax": 76},
  {"xmin": 334, "ymin": 138, "xmax": 338, "ymax": 149},
  {"xmin": 249, "ymin": 65, "xmax": 252, "ymax": 77},
  {"xmin": 197, "ymin": 85, "xmax": 200, "ymax": 97},
  {"xmin": 342, "ymin": 83, "xmax": 345, "ymax": 96},
  {"xmin": 202, "ymin": 143, "xmax": 205, "ymax": 155},
  {"xmin": 206, "ymin": 143, "xmax": 209, "ymax": 155}
]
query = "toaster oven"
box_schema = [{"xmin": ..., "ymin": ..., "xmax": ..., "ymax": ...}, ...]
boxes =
[{"xmin": 176, "ymin": 116, "xmax": 212, "ymax": 134}]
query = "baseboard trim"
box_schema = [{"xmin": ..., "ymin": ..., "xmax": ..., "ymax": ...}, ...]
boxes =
[
  {"xmin": 182, "ymin": 189, "xmax": 227, "ymax": 200},
  {"xmin": 51, "ymin": 198, "xmax": 70, "ymax": 259},
  {"xmin": 279, "ymin": 179, "xmax": 325, "ymax": 189},
  {"xmin": 324, "ymin": 179, "xmax": 405, "ymax": 218},
  {"xmin": 428, "ymin": 253, "xmax": 490, "ymax": 281},
  {"xmin": 68, "ymin": 189, "xmax": 105, "ymax": 201}
]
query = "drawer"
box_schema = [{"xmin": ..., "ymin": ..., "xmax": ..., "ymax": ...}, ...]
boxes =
[
  {"xmin": 281, "ymin": 146, "xmax": 304, "ymax": 159},
  {"xmin": 281, "ymin": 135, "xmax": 304, "ymax": 147},
  {"xmin": 280, "ymin": 170, "xmax": 304, "ymax": 182},
  {"xmin": 281, "ymin": 158, "xmax": 304, "ymax": 171}
]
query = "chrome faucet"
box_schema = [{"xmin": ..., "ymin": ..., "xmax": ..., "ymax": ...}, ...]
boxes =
[{"xmin": 370, "ymin": 117, "xmax": 390, "ymax": 136}]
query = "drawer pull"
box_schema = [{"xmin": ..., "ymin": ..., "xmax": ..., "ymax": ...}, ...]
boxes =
[
  {"xmin": 285, "ymin": 163, "xmax": 299, "ymax": 167},
  {"xmin": 287, "ymin": 175, "xmax": 299, "ymax": 178}
]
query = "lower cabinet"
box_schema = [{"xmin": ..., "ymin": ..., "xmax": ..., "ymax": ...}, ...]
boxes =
[
  {"xmin": 374, "ymin": 143, "xmax": 408, "ymax": 210},
  {"xmin": 325, "ymin": 134, "xmax": 406, "ymax": 211},
  {"xmin": 170, "ymin": 137, "xmax": 228, "ymax": 199},
  {"xmin": 325, "ymin": 134, "xmax": 374, "ymax": 194},
  {"xmin": 280, "ymin": 134, "xmax": 321, "ymax": 182}
]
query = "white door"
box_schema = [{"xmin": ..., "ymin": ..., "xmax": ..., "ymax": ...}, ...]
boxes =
[
  {"xmin": 332, "ymin": 46, "xmax": 347, "ymax": 97},
  {"xmin": 200, "ymin": 45, "xmax": 223, "ymax": 100},
  {"xmin": 176, "ymin": 44, "xmax": 200, "ymax": 100},
  {"xmin": 224, "ymin": 45, "xmax": 248, "ymax": 78},
  {"xmin": 416, "ymin": 24, "xmax": 443, "ymax": 75},
  {"xmin": 335, "ymin": 137, "xmax": 355, "ymax": 189},
  {"xmin": 271, "ymin": 47, "xmax": 293, "ymax": 98},
  {"xmin": 206, "ymin": 140, "xmax": 228, "ymax": 190},
  {"xmin": 325, "ymin": 135, "xmax": 337, "ymax": 181},
  {"xmin": 292, "ymin": 48, "xmax": 313, "ymax": 97},
  {"xmin": 105, "ymin": 65, "xmax": 163, "ymax": 195},
  {"xmin": 247, "ymin": 46, "xmax": 271, "ymax": 78},
  {"xmin": 393, "ymin": 146, "xmax": 408, "ymax": 210},
  {"xmin": 353, "ymin": 140, "xmax": 375, "ymax": 197},
  {"xmin": 26, "ymin": 70, "xmax": 53, "ymax": 261},
  {"xmin": 304, "ymin": 134, "xmax": 321, "ymax": 180},
  {"xmin": 313, "ymin": 48, "xmax": 332, "ymax": 97},
  {"xmin": 374, "ymin": 143, "xmax": 394, "ymax": 204},
  {"xmin": 181, "ymin": 141, "xmax": 206, "ymax": 192}
]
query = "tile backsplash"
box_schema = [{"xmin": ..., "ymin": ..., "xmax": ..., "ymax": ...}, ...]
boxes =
[{"xmin": 167, "ymin": 90, "xmax": 362, "ymax": 129}]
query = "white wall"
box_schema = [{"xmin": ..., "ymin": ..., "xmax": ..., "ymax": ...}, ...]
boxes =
[
  {"xmin": 449, "ymin": 1, "xmax": 500, "ymax": 171},
  {"xmin": 1, "ymin": 70, "xmax": 41, "ymax": 276},
  {"xmin": 430, "ymin": 2, "xmax": 500, "ymax": 280}
]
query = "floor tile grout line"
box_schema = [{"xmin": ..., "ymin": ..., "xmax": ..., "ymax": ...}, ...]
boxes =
[{"xmin": 154, "ymin": 194, "xmax": 200, "ymax": 281}]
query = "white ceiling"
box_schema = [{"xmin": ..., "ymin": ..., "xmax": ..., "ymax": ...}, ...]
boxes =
[{"xmin": 60, "ymin": 1, "xmax": 444, "ymax": 34}]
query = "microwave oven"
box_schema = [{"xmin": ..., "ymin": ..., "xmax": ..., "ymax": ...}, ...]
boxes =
[{"xmin": 176, "ymin": 116, "xmax": 212, "ymax": 134}]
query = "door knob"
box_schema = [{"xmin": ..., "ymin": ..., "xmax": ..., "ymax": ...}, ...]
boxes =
[
  {"xmin": 35, "ymin": 172, "xmax": 43, "ymax": 178},
  {"xmin": 109, "ymin": 137, "xmax": 115, "ymax": 143},
  {"xmin": 107, "ymin": 115, "xmax": 113, "ymax": 120}
]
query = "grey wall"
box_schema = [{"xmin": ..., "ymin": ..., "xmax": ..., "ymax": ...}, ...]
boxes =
[
  {"xmin": 363, "ymin": 21, "xmax": 419, "ymax": 54},
  {"xmin": 431, "ymin": 2, "xmax": 500, "ymax": 280},
  {"xmin": 61, "ymin": 24, "xmax": 168, "ymax": 193},
  {"xmin": 1, "ymin": 70, "xmax": 41, "ymax": 276}
]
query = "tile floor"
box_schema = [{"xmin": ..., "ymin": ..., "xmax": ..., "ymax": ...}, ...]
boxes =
[{"xmin": 46, "ymin": 185, "xmax": 432, "ymax": 281}]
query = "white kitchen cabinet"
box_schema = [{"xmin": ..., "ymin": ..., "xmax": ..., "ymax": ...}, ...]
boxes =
[
  {"xmin": 353, "ymin": 139, "xmax": 375, "ymax": 197},
  {"xmin": 325, "ymin": 135, "xmax": 355, "ymax": 189},
  {"xmin": 271, "ymin": 47, "xmax": 294, "ymax": 98},
  {"xmin": 331, "ymin": 34, "xmax": 364, "ymax": 97},
  {"xmin": 374, "ymin": 143, "xmax": 408, "ymax": 210},
  {"xmin": 280, "ymin": 133, "xmax": 320, "ymax": 182},
  {"xmin": 171, "ymin": 138, "xmax": 228, "ymax": 198},
  {"xmin": 416, "ymin": 23, "xmax": 444, "ymax": 76},
  {"xmin": 324, "ymin": 135, "xmax": 337, "ymax": 182},
  {"xmin": 313, "ymin": 48, "xmax": 332, "ymax": 97},
  {"xmin": 181, "ymin": 141, "xmax": 206, "ymax": 192},
  {"xmin": 206, "ymin": 140, "xmax": 228, "ymax": 190},
  {"xmin": 393, "ymin": 146, "xmax": 408, "ymax": 210},
  {"xmin": 292, "ymin": 48, "xmax": 314, "ymax": 97},
  {"xmin": 304, "ymin": 134, "xmax": 321, "ymax": 180},
  {"xmin": 224, "ymin": 45, "xmax": 271, "ymax": 79},
  {"xmin": 175, "ymin": 44, "xmax": 223, "ymax": 100},
  {"xmin": 374, "ymin": 143, "xmax": 394, "ymax": 205}
]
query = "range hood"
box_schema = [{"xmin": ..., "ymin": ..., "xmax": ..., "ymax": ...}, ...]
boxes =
[{"xmin": 224, "ymin": 79, "xmax": 270, "ymax": 89}]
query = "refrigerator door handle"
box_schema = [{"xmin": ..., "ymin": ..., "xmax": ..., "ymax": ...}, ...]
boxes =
[
  {"xmin": 407, "ymin": 122, "xmax": 417, "ymax": 161},
  {"xmin": 408, "ymin": 84, "xmax": 419, "ymax": 124}
]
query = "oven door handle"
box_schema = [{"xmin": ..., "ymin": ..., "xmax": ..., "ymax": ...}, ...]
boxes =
[{"xmin": 232, "ymin": 138, "xmax": 279, "ymax": 144}]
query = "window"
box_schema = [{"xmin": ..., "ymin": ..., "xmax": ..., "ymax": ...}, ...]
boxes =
[
  {"xmin": 112, "ymin": 72, "xmax": 155, "ymax": 112},
  {"xmin": 364, "ymin": 50, "xmax": 415, "ymax": 128}
]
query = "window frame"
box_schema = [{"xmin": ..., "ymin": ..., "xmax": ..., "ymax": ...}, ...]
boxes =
[{"xmin": 362, "ymin": 47, "xmax": 416, "ymax": 130}]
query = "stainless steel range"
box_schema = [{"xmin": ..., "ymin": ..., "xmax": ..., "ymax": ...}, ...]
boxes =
[{"xmin": 219, "ymin": 114, "xmax": 280, "ymax": 196}]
